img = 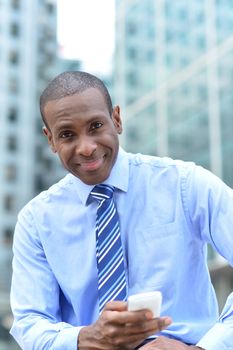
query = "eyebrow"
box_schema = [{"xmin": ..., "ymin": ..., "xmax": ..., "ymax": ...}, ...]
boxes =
[{"xmin": 53, "ymin": 115, "xmax": 107, "ymax": 132}]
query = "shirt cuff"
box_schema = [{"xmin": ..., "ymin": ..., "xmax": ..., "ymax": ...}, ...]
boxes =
[
  {"xmin": 76, "ymin": 326, "xmax": 84, "ymax": 350},
  {"xmin": 53, "ymin": 326, "xmax": 83, "ymax": 350},
  {"xmin": 197, "ymin": 322, "xmax": 233, "ymax": 350}
]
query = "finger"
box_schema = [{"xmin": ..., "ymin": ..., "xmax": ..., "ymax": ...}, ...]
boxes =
[
  {"xmin": 104, "ymin": 306, "xmax": 172, "ymax": 326},
  {"xmin": 101, "ymin": 311, "xmax": 172, "ymax": 338},
  {"xmin": 155, "ymin": 317, "xmax": 172, "ymax": 330},
  {"xmin": 90, "ymin": 316, "xmax": 172, "ymax": 349},
  {"xmin": 126, "ymin": 317, "xmax": 172, "ymax": 335},
  {"xmin": 103, "ymin": 300, "xmax": 128, "ymax": 311},
  {"xmin": 101, "ymin": 309, "xmax": 151, "ymax": 326}
]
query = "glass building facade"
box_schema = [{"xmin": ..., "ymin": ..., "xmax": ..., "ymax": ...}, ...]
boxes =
[
  {"xmin": 114, "ymin": 0, "xmax": 233, "ymax": 185},
  {"xmin": 0, "ymin": 0, "xmax": 59, "ymax": 347}
]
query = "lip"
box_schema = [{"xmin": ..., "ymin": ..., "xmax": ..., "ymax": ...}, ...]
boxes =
[{"xmin": 78, "ymin": 158, "xmax": 104, "ymax": 172}]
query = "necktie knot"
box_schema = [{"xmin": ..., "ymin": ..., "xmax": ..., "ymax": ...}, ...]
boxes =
[{"xmin": 90, "ymin": 184, "xmax": 114, "ymax": 202}]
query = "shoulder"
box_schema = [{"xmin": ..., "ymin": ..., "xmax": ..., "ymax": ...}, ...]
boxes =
[
  {"xmin": 127, "ymin": 151, "xmax": 195, "ymax": 175},
  {"xmin": 128, "ymin": 152, "xmax": 228, "ymax": 191},
  {"xmin": 124, "ymin": 151, "xmax": 201, "ymax": 195},
  {"xmin": 18, "ymin": 173, "xmax": 75, "ymax": 219}
]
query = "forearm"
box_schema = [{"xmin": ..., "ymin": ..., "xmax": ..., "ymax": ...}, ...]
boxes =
[
  {"xmin": 10, "ymin": 316, "xmax": 81, "ymax": 350},
  {"xmin": 136, "ymin": 336, "xmax": 207, "ymax": 350}
]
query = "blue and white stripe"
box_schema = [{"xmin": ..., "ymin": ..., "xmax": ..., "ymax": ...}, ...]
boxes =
[{"xmin": 90, "ymin": 184, "xmax": 127, "ymax": 312}]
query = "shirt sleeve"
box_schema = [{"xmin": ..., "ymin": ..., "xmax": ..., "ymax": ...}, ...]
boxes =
[
  {"xmin": 183, "ymin": 164, "xmax": 233, "ymax": 350},
  {"xmin": 10, "ymin": 206, "xmax": 82, "ymax": 349}
]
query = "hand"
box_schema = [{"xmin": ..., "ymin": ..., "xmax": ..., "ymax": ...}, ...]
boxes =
[
  {"xmin": 138, "ymin": 336, "xmax": 203, "ymax": 349},
  {"xmin": 78, "ymin": 301, "xmax": 172, "ymax": 350}
]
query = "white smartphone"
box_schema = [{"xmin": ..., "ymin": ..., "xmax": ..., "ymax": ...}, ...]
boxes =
[{"xmin": 128, "ymin": 291, "xmax": 162, "ymax": 318}]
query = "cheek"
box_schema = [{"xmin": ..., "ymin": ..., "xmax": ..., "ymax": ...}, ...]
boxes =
[
  {"xmin": 103, "ymin": 131, "xmax": 119, "ymax": 146},
  {"xmin": 56, "ymin": 145, "xmax": 73, "ymax": 163},
  {"xmin": 109, "ymin": 134, "xmax": 119, "ymax": 153}
]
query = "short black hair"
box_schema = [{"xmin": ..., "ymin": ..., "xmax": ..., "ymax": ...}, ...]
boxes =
[{"xmin": 40, "ymin": 71, "xmax": 113, "ymax": 127}]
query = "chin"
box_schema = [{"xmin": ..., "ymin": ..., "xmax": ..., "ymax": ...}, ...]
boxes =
[{"xmin": 86, "ymin": 172, "xmax": 111, "ymax": 186}]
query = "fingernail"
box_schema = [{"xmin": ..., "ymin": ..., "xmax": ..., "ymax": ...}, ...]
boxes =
[
  {"xmin": 163, "ymin": 317, "xmax": 172, "ymax": 326},
  {"xmin": 145, "ymin": 311, "xmax": 153, "ymax": 320}
]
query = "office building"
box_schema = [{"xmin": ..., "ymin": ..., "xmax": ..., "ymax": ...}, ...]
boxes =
[{"xmin": 0, "ymin": 0, "xmax": 59, "ymax": 345}]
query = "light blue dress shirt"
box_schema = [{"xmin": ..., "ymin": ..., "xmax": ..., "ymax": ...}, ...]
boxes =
[{"xmin": 10, "ymin": 148, "xmax": 233, "ymax": 350}]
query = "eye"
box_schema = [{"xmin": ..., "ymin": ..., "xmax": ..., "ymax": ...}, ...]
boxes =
[
  {"xmin": 59, "ymin": 131, "xmax": 74, "ymax": 139},
  {"xmin": 90, "ymin": 122, "xmax": 103, "ymax": 131}
]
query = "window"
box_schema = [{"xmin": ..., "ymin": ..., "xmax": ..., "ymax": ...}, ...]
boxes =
[
  {"xmin": 46, "ymin": 3, "xmax": 54, "ymax": 14},
  {"xmin": 127, "ymin": 47, "xmax": 137, "ymax": 60},
  {"xmin": 9, "ymin": 77, "xmax": 19, "ymax": 93},
  {"xmin": 196, "ymin": 10, "xmax": 205, "ymax": 24},
  {"xmin": 44, "ymin": 52, "xmax": 54, "ymax": 64},
  {"xmin": 127, "ymin": 72, "xmax": 138, "ymax": 86},
  {"xmin": 7, "ymin": 135, "xmax": 17, "ymax": 151},
  {"xmin": 166, "ymin": 29, "xmax": 173, "ymax": 42},
  {"xmin": 146, "ymin": 49, "xmax": 155, "ymax": 63},
  {"xmin": 8, "ymin": 107, "xmax": 18, "ymax": 122},
  {"xmin": 3, "ymin": 227, "xmax": 14, "ymax": 245},
  {"xmin": 43, "ymin": 157, "xmax": 53, "ymax": 170},
  {"xmin": 36, "ymin": 118, "xmax": 43, "ymax": 132},
  {"xmin": 9, "ymin": 50, "xmax": 19, "ymax": 64},
  {"xmin": 35, "ymin": 145, "xmax": 43, "ymax": 162},
  {"xmin": 11, "ymin": 0, "xmax": 20, "ymax": 9},
  {"xmin": 178, "ymin": 7, "xmax": 187, "ymax": 20},
  {"xmin": 196, "ymin": 35, "xmax": 206, "ymax": 50},
  {"xmin": 10, "ymin": 22, "xmax": 20, "ymax": 37},
  {"xmin": 127, "ymin": 22, "xmax": 137, "ymax": 36},
  {"xmin": 34, "ymin": 174, "xmax": 44, "ymax": 192},
  {"xmin": 166, "ymin": 53, "xmax": 173, "ymax": 67},
  {"xmin": 4, "ymin": 194, "xmax": 15, "ymax": 212},
  {"xmin": 5, "ymin": 164, "xmax": 17, "ymax": 181}
]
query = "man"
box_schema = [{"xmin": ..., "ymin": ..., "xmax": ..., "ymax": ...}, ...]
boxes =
[{"xmin": 10, "ymin": 71, "xmax": 233, "ymax": 350}]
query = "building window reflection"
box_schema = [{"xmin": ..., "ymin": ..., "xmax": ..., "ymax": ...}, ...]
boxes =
[
  {"xmin": 8, "ymin": 107, "xmax": 18, "ymax": 123},
  {"xmin": 3, "ymin": 227, "xmax": 14, "ymax": 245},
  {"xmin": 9, "ymin": 77, "xmax": 19, "ymax": 93},
  {"xmin": 4, "ymin": 194, "xmax": 15, "ymax": 212},
  {"xmin": 5, "ymin": 164, "xmax": 17, "ymax": 182},
  {"xmin": 10, "ymin": 22, "xmax": 20, "ymax": 37},
  {"xmin": 9, "ymin": 50, "xmax": 20, "ymax": 65},
  {"xmin": 6, "ymin": 135, "xmax": 17, "ymax": 152},
  {"xmin": 11, "ymin": 0, "xmax": 20, "ymax": 10}
]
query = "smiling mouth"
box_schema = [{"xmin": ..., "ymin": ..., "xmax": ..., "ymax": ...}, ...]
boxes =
[{"xmin": 78, "ymin": 157, "xmax": 105, "ymax": 171}]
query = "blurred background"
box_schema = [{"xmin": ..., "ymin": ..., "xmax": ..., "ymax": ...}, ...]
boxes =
[{"xmin": 1, "ymin": 0, "xmax": 233, "ymax": 348}]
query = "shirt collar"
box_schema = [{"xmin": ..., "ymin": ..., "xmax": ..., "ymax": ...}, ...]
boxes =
[{"xmin": 70, "ymin": 147, "xmax": 129, "ymax": 205}]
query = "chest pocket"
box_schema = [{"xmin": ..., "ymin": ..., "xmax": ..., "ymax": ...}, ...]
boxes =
[
  {"xmin": 127, "ymin": 221, "xmax": 182, "ymax": 292},
  {"xmin": 141, "ymin": 221, "xmax": 179, "ymax": 239}
]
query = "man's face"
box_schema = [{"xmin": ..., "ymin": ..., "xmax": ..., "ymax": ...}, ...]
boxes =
[{"xmin": 43, "ymin": 88, "xmax": 122, "ymax": 185}]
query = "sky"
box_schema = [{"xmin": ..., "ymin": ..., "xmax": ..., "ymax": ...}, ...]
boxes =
[{"xmin": 57, "ymin": 0, "xmax": 115, "ymax": 75}]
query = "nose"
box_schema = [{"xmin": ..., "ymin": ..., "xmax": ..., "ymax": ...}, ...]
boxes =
[{"xmin": 76, "ymin": 135, "xmax": 97, "ymax": 157}]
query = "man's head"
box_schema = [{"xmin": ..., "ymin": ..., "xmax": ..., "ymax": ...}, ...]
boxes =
[
  {"xmin": 40, "ymin": 71, "xmax": 122, "ymax": 185},
  {"xmin": 40, "ymin": 71, "xmax": 113, "ymax": 128}
]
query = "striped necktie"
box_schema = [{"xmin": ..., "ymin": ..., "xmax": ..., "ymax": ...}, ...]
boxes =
[{"xmin": 90, "ymin": 184, "xmax": 127, "ymax": 312}]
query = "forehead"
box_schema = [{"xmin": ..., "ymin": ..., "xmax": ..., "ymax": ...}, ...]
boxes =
[
  {"xmin": 45, "ymin": 88, "xmax": 108, "ymax": 113},
  {"xmin": 43, "ymin": 88, "xmax": 110, "ymax": 128}
]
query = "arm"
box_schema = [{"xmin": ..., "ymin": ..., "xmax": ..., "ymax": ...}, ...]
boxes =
[
  {"xmin": 11, "ymin": 208, "xmax": 172, "ymax": 350},
  {"xmin": 10, "ymin": 208, "xmax": 80, "ymax": 349},
  {"xmin": 184, "ymin": 164, "xmax": 233, "ymax": 350}
]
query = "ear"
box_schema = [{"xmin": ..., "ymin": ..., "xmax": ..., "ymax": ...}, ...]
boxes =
[
  {"xmin": 42, "ymin": 126, "xmax": 57, "ymax": 153},
  {"xmin": 112, "ymin": 105, "xmax": 123, "ymax": 134}
]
